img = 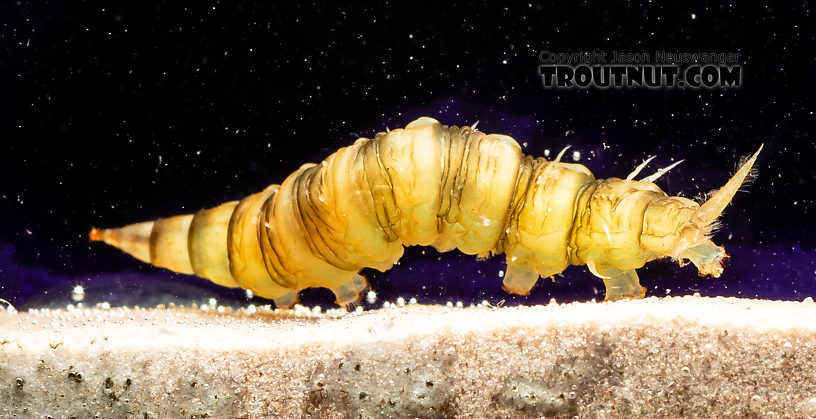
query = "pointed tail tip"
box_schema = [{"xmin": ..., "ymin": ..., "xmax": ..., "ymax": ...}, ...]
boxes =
[
  {"xmin": 741, "ymin": 143, "xmax": 763, "ymax": 175},
  {"xmin": 89, "ymin": 227, "xmax": 104, "ymax": 242},
  {"xmin": 694, "ymin": 144, "xmax": 764, "ymax": 225},
  {"xmin": 748, "ymin": 143, "xmax": 763, "ymax": 161}
]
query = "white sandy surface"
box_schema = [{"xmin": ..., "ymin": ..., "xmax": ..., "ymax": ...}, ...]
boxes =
[{"xmin": 2, "ymin": 295, "xmax": 816, "ymax": 418}]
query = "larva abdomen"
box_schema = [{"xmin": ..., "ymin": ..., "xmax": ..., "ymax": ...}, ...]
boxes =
[{"xmin": 91, "ymin": 117, "xmax": 761, "ymax": 307}]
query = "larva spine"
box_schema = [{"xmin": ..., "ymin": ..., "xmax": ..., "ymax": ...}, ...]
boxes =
[{"xmin": 90, "ymin": 117, "xmax": 761, "ymax": 307}]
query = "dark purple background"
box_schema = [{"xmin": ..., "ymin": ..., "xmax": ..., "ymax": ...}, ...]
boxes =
[{"xmin": 1, "ymin": 2, "xmax": 814, "ymax": 309}]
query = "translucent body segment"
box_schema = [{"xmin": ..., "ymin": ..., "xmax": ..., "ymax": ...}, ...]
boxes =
[
  {"xmin": 329, "ymin": 140, "xmax": 404, "ymax": 270},
  {"xmin": 149, "ymin": 214, "xmax": 195, "ymax": 275},
  {"xmin": 573, "ymin": 179, "xmax": 665, "ymax": 271},
  {"xmin": 376, "ymin": 121, "xmax": 445, "ymax": 246},
  {"xmin": 266, "ymin": 167, "xmax": 357, "ymax": 291},
  {"xmin": 506, "ymin": 161, "xmax": 595, "ymax": 278},
  {"xmin": 188, "ymin": 201, "xmax": 241, "ymax": 288},
  {"xmin": 228, "ymin": 185, "xmax": 293, "ymax": 299},
  {"xmin": 639, "ymin": 197, "xmax": 700, "ymax": 255},
  {"xmin": 453, "ymin": 133, "xmax": 522, "ymax": 255},
  {"xmin": 290, "ymin": 164, "xmax": 357, "ymax": 271},
  {"xmin": 90, "ymin": 221, "xmax": 155, "ymax": 264}
]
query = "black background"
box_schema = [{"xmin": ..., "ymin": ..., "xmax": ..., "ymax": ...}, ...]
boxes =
[{"xmin": 2, "ymin": 2, "xmax": 814, "ymax": 309}]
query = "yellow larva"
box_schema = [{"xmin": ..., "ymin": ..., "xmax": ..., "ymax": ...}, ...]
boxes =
[{"xmin": 90, "ymin": 117, "xmax": 761, "ymax": 307}]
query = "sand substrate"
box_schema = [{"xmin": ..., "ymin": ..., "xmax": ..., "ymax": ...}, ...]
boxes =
[{"xmin": 2, "ymin": 295, "xmax": 816, "ymax": 418}]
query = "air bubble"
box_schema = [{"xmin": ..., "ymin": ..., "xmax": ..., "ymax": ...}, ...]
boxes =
[
  {"xmin": 71, "ymin": 285, "xmax": 85, "ymax": 302},
  {"xmin": 366, "ymin": 290, "xmax": 377, "ymax": 304}
]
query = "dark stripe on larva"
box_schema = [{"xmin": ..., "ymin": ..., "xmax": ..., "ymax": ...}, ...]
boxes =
[
  {"xmin": 148, "ymin": 220, "xmax": 161, "ymax": 266},
  {"xmin": 187, "ymin": 208, "xmax": 206, "ymax": 278},
  {"xmin": 294, "ymin": 164, "xmax": 357, "ymax": 271},
  {"xmin": 258, "ymin": 190, "xmax": 295, "ymax": 289},
  {"xmin": 496, "ymin": 155, "xmax": 535, "ymax": 254}
]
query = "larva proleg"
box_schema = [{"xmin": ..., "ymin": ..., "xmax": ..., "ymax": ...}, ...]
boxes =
[{"xmin": 90, "ymin": 117, "xmax": 761, "ymax": 306}]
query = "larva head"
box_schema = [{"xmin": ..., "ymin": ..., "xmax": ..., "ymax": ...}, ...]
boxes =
[{"xmin": 640, "ymin": 146, "xmax": 762, "ymax": 277}]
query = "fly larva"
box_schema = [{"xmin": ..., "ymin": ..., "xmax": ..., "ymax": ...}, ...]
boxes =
[{"xmin": 90, "ymin": 117, "xmax": 761, "ymax": 307}]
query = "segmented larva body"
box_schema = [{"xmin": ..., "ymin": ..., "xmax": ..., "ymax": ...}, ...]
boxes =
[{"xmin": 90, "ymin": 117, "xmax": 761, "ymax": 307}]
